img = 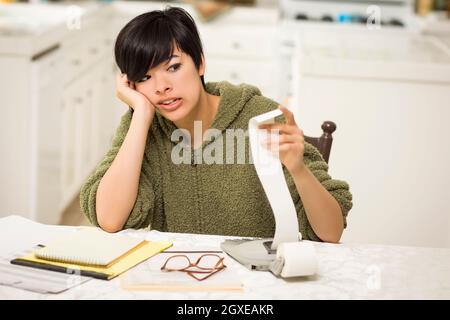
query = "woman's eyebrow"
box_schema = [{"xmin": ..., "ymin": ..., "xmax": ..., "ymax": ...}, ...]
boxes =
[
  {"xmin": 146, "ymin": 55, "xmax": 180, "ymax": 74},
  {"xmin": 165, "ymin": 54, "xmax": 180, "ymax": 64}
]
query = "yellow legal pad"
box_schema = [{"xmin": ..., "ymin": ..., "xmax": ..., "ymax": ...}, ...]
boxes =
[{"xmin": 11, "ymin": 240, "xmax": 173, "ymax": 280}]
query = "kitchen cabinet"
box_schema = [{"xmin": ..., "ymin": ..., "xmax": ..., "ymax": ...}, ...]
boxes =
[
  {"xmin": 60, "ymin": 84, "xmax": 78, "ymax": 210},
  {"xmin": 60, "ymin": 77, "xmax": 89, "ymax": 209},
  {"xmin": 60, "ymin": 61, "xmax": 116, "ymax": 211},
  {"xmin": 59, "ymin": 18, "xmax": 120, "ymax": 212},
  {"xmin": 199, "ymin": 24, "xmax": 283, "ymax": 102},
  {"xmin": 31, "ymin": 47, "xmax": 64, "ymax": 224},
  {"xmin": 206, "ymin": 56, "xmax": 281, "ymax": 99},
  {"xmin": 0, "ymin": 47, "xmax": 65, "ymax": 225},
  {"xmin": 0, "ymin": 7, "xmax": 120, "ymax": 224}
]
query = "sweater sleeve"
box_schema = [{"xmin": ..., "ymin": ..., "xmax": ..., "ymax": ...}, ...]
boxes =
[
  {"xmin": 293, "ymin": 143, "xmax": 353, "ymax": 241},
  {"xmin": 79, "ymin": 110, "xmax": 156, "ymax": 230}
]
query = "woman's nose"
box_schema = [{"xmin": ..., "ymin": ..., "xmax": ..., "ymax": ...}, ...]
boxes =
[{"xmin": 155, "ymin": 76, "xmax": 171, "ymax": 95}]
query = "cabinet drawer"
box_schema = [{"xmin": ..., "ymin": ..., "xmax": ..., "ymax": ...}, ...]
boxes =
[
  {"xmin": 62, "ymin": 28, "xmax": 112, "ymax": 86},
  {"xmin": 200, "ymin": 26, "xmax": 278, "ymax": 59},
  {"xmin": 62, "ymin": 42, "xmax": 87, "ymax": 85},
  {"xmin": 85, "ymin": 33, "xmax": 104, "ymax": 65},
  {"xmin": 33, "ymin": 46, "xmax": 63, "ymax": 86},
  {"xmin": 206, "ymin": 57, "xmax": 277, "ymax": 90},
  {"xmin": 85, "ymin": 29, "xmax": 112, "ymax": 63}
]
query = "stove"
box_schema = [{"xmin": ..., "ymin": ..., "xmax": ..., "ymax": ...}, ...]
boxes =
[{"xmin": 280, "ymin": 0, "xmax": 416, "ymax": 28}]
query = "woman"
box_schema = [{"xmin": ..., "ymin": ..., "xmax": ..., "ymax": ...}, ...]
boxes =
[{"xmin": 80, "ymin": 6, "xmax": 352, "ymax": 243}]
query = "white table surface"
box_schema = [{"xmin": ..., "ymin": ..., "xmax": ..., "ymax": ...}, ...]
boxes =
[{"xmin": 0, "ymin": 215, "xmax": 449, "ymax": 300}]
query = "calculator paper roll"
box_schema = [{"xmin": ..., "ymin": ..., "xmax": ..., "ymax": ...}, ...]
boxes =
[
  {"xmin": 249, "ymin": 109, "xmax": 300, "ymax": 249},
  {"xmin": 277, "ymin": 241, "xmax": 317, "ymax": 277}
]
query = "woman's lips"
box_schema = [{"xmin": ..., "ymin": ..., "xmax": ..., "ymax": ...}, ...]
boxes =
[{"xmin": 158, "ymin": 98, "xmax": 182, "ymax": 111}]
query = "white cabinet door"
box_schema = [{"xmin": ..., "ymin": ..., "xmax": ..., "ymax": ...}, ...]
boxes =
[
  {"xmin": 78, "ymin": 83, "xmax": 96, "ymax": 180},
  {"xmin": 200, "ymin": 25, "xmax": 278, "ymax": 59},
  {"xmin": 60, "ymin": 57, "xmax": 121, "ymax": 209},
  {"xmin": 0, "ymin": 11, "xmax": 121, "ymax": 223},
  {"xmin": 90, "ymin": 58, "xmax": 120, "ymax": 160},
  {"xmin": 206, "ymin": 57, "xmax": 281, "ymax": 101},
  {"xmin": 32, "ymin": 48, "xmax": 63, "ymax": 224},
  {"xmin": 200, "ymin": 24, "xmax": 283, "ymax": 103},
  {"xmin": 60, "ymin": 78, "xmax": 88, "ymax": 208},
  {"xmin": 60, "ymin": 83, "xmax": 77, "ymax": 208}
]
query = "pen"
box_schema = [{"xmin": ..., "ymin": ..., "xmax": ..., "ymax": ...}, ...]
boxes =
[{"xmin": 10, "ymin": 258, "xmax": 110, "ymax": 280}]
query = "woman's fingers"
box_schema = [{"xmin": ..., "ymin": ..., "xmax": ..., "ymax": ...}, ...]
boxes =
[
  {"xmin": 115, "ymin": 73, "xmax": 122, "ymax": 86},
  {"xmin": 258, "ymin": 104, "xmax": 298, "ymax": 131},
  {"xmin": 117, "ymin": 73, "xmax": 131, "ymax": 87},
  {"xmin": 258, "ymin": 123, "xmax": 298, "ymax": 135},
  {"xmin": 117, "ymin": 73, "xmax": 139, "ymax": 93},
  {"xmin": 262, "ymin": 133, "xmax": 303, "ymax": 145},
  {"xmin": 116, "ymin": 73, "xmax": 128, "ymax": 89},
  {"xmin": 279, "ymin": 105, "xmax": 297, "ymax": 126},
  {"xmin": 263, "ymin": 142, "xmax": 304, "ymax": 155},
  {"xmin": 262, "ymin": 142, "xmax": 294, "ymax": 153},
  {"xmin": 280, "ymin": 134, "xmax": 304, "ymax": 145}
]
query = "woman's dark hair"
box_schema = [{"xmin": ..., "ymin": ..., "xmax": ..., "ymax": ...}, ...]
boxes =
[{"xmin": 114, "ymin": 6, "xmax": 206, "ymax": 89}]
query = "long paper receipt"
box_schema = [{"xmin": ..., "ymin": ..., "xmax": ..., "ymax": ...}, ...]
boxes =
[{"xmin": 249, "ymin": 109, "xmax": 300, "ymax": 249}]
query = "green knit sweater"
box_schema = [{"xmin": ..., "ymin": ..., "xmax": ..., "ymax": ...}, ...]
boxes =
[{"xmin": 80, "ymin": 81, "xmax": 353, "ymax": 241}]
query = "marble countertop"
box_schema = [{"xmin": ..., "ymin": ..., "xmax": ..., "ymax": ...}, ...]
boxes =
[
  {"xmin": 0, "ymin": 215, "xmax": 449, "ymax": 299},
  {"xmin": 0, "ymin": 0, "xmax": 280, "ymax": 57},
  {"xmin": 0, "ymin": 1, "xmax": 108, "ymax": 57}
]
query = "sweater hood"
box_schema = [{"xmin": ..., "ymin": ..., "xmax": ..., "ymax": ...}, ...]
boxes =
[{"xmin": 155, "ymin": 81, "xmax": 262, "ymax": 141}]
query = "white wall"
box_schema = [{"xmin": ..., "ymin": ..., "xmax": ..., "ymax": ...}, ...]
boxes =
[{"xmin": 294, "ymin": 76, "xmax": 450, "ymax": 248}]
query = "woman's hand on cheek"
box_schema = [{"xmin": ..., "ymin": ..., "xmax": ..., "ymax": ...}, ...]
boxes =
[
  {"xmin": 259, "ymin": 105, "xmax": 306, "ymax": 175},
  {"xmin": 115, "ymin": 73, "xmax": 155, "ymax": 116}
]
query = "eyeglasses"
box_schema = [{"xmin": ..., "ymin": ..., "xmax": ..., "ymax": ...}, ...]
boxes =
[{"xmin": 160, "ymin": 253, "xmax": 227, "ymax": 281}]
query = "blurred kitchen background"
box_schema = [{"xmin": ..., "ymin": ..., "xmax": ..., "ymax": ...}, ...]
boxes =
[{"xmin": 1, "ymin": 0, "xmax": 450, "ymax": 248}]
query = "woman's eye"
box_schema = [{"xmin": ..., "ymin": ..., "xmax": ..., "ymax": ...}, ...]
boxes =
[
  {"xmin": 136, "ymin": 64, "xmax": 180, "ymax": 83},
  {"xmin": 168, "ymin": 63, "xmax": 181, "ymax": 72},
  {"xmin": 138, "ymin": 75, "xmax": 150, "ymax": 83}
]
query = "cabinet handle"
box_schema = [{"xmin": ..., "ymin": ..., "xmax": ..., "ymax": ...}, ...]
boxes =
[
  {"xmin": 31, "ymin": 44, "xmax": 60, "ymax": 62},
  {"xmin": 281, "ymin": 40, "xmax": 295, "ymax": 47},
  {"xmin": 232, "ymin": 42, "xmax": 241, "ymax": 50}
]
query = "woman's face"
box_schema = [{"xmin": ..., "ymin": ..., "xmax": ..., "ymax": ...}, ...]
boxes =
[{"xmin": 134, "ymin": 46, "xmax": 205, "ymax": 123}]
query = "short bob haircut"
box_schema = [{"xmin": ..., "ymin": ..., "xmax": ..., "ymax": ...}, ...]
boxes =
[{"xmin": 114, "ymin": 6, "xmax": 206, "ymax": 89}]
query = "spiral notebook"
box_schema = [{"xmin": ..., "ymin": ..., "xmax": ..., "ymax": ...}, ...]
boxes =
[
  {"xmin": 11, "ymin": 239, "xmax": 173, "ymax": 280},
  {"xmin": 33, "ymin": 228, "xmax": 145, "ymax": 267}
]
